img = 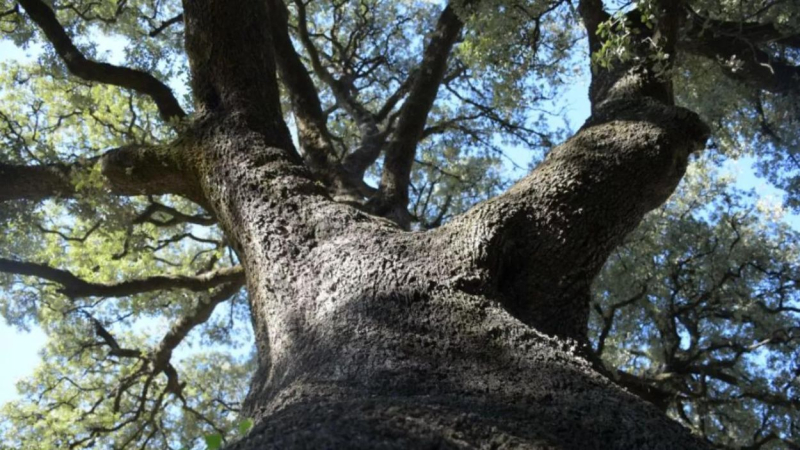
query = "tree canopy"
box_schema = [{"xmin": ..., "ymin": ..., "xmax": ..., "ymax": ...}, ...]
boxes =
[{"xmin": 0, "ymin": 0, "xmax": 798, "ymax": 448}]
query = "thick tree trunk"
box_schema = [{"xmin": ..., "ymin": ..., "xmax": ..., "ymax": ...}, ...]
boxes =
[
  {"xmin": 164, "ymin": 0, "xmax": 713, "ymax": 448},
  {"xmin": 214, "ymin": 101, "xmax": 709, "ymax": 449},
  {"xmin": 182, "ymin": 98, "xmax": 709, "ymax": 450}
]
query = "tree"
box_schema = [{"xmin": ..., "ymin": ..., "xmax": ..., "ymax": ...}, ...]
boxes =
[{"xmin": 0, "ymin": 0, "xmax": 798, "ymax": 448}]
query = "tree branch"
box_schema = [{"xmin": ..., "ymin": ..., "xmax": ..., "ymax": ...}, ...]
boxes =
[
  {"xmin": 612, "ymin": 370, "xmax": 673, "ymax": 411},
  {"xmin": 92, "ymin": 318, "xmax": 144, "ymax": 359},
  {"xmin": 0, "ymin": 161, "xmax": 75, "ymax": 202},
  {"xmin": 0, "ymin": 257, "xmax": 243, "ymax": 298},
  {"xmin": 17, "ymin": 0, "xmax": 186, "ymax": 122},
  {"xmin": 375, "ymin": 70, "xmax": 417, "ymax": 123},
  {"xmin": 77, "ymin": 281, "xmax": 242, "ymax": 441},
  {"xmin": 267, "ymin": 0, "xmax": 335, "ymax": 172},
  {"xmin": 148, "ymin": 13, "xmax": 183, "ymax": 37},
  {"xmin": 593, "ymin": 284, "xmax": 649, "ymax": 356},
  {"xmin": 293, "ymin": 0, "xmax": 377, "ymax": 130},
  {"xmin": 132, "ymin": 200, "xmax": 216, "ymax": 227},
  {"xmin": 577, "ymin": 0, "xmax": 610, "ymax": 54},
  {"xmin": 37, "ymin": 221, "xmax": 104, "ymax": 242},
  {"xmin": 292, "ymin": 0, "xmax": 395, "ymax": 186},
  {"xmin": 264, "ymin": 0, "xmax": 368, "ymax": 199},
  {"xmin": 446, "ymin": 101, "xmax": 709, "ymax": 341},
  {"xmin": 680, "ymin": 9, "xmax": 800, "ymax": 95},
  {"xmin": 150, "ymin": 282, "xmax": 242, "ymax": 372},
  {"xmin": 686, "ymin": 10, "xmax": 800, "ymax": 49},
  {"xmin": 372, "ymin": 3, "xmax": 465, "ymax": 228},
  {"xmin": 0, "ymin": 145, "xmax": 204, "ymax": 205}
]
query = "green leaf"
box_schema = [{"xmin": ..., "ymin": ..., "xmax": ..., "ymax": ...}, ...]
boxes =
[
  {"xmin": 238, "ymin": 418, "xmax": 254, "ymax": 435},
  {"xmin": 204, "ymin": 433, "xmax": 223, "ymax": 450}
]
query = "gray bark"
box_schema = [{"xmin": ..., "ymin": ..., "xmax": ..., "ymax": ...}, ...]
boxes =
[
  {"xmin": 56, "ymin": 0, "xmax": 712, "ymax": 447},
  {"xmin": 209, "ymin": 96, "xmax": 709, "ymax": 449}
]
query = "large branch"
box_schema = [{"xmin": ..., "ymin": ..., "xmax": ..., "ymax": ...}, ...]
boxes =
[
  {"xmin": 372, "ymin": 4, "xmax": 465, "ymax": 228},
  {"xmin": 613, "ymin": 370, "xmax": 672, "ymax": 412},
  {"xmin": 445, "ymin": 0, "xmax": 700, "ymax": 342},
  {"xmin": 17, "ymin": 0, "xmax": 186, "ymax": 122},
  {"xmin": 182, "ymin": 0, "xmax": 294, "ymax": 153},
  {"xmin": 0, "ymin": 145, "xmax": 204, "ymax": 205},
  {"xmin": 680, "ymin": 9, "xmax": 800, "ymax": 95},
  {"xmin": 0, "ymin": 257, "xmax": 243, "ymax": 298},
  {"xmin": 267, "ymin": 0, "xmax": 336, "ymax": 176},
  {"xmin": 445, "ymin": 100, "xmax": 709, "ymax": 341},
  {"xmin": 0, "ymin": 161, "xmax": 75, "ymax": 202},
  {"xmin": 577, "ymin": 0, "xmax": 610, "ymax": 54},
  {"xmin": 583, "ymin": 1, "xmax": 680, "ymax": 109},
  {"xmin": 265, "ymin": 0, "xmax": 373, "ymax": 202},
  {"xmin": 456, "ymin": 0, "xmax": 703, "ymax": 336}
]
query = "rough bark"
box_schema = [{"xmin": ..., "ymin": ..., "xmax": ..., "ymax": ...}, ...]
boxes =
[
  {"xmin": 0, "ymin": 144, "xmax": 203, "ymax": 204},
  {"xmin": 157, "ymin": 0, "xmax": 714, "ymax": 448},
  {"xmin": 1, "ymin": 0, "xmax": 718, "ymax": 446},
  {"xmin": 202, "ymin": 90, "xmax": 708, "ymax": 448}
]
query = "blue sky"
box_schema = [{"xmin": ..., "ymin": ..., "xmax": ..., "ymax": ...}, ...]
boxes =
[
  {"xmin": 1, "ymin": 24, "xmax": 797, "ymax": 409},
  {"xmin": 0, "ymin": 40, "xmax": 47, "ymax": 406},
  {"xmin": 0, "ymin": 324, "xmax": 47, "ymax": 405}
]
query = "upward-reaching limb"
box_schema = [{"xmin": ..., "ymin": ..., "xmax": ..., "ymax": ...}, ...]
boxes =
[
  {"xmin": 371, "ymin": 4, "xmax": 466, "ymax": 228},
  {"xmin": 438, "ymin": 0, "xmax": 708, "ymax": 341},
  {"xmin": 17, "ymin": 0, "xmax": 186, "ymax": 123},
  {"xmin": 266, "ymin": 0, "xmax": 338, "ymax": 176}
]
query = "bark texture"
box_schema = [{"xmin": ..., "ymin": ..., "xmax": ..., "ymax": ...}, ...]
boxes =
[
  {"xmin": 4, "ymin": 0, "xmax": 720, "ymax": 447},
  {"xmin": 168, "ymin": 1, "xmax": 712, "ymax": 448},
  {"xmin": 212, "ymin": 99, "xmax": 708, "ymax": 449}
]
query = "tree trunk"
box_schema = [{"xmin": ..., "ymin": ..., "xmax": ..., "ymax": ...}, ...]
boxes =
[
  {"xmin": 183, "ymin": 104, "xmax": 709, "ymax": 448},
  {"xmin": 167, "ymin": 1, "xmax": 713, "ymax": 448},
  {"xmin": 212, "ymin": 103, "xmax": 709, "ymax": 449}
]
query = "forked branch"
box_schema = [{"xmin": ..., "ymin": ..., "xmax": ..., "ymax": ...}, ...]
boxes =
[{"xmin": 18, "ymin": 0, "xmax": 186, "ymax": 122}]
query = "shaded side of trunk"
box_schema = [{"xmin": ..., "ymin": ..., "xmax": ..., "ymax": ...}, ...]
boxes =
[{"xmin": 223, "ymin": 226, "xmax": 707, "ymax": 449}]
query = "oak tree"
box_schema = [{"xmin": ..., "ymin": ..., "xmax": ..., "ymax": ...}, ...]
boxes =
[{"xmin": 0, "ymin": 0, "xmax": 798, "ymax": 448}]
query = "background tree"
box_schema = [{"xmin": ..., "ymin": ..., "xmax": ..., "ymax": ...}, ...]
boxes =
[{"xmin": 0, "ymin": 0, "xmax": 797, "ymax": 448}]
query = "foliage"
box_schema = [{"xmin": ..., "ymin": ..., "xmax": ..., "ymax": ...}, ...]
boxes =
[{"xmin": 592, "ymin": 161, "xmax": 800, "ymax": 448}]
